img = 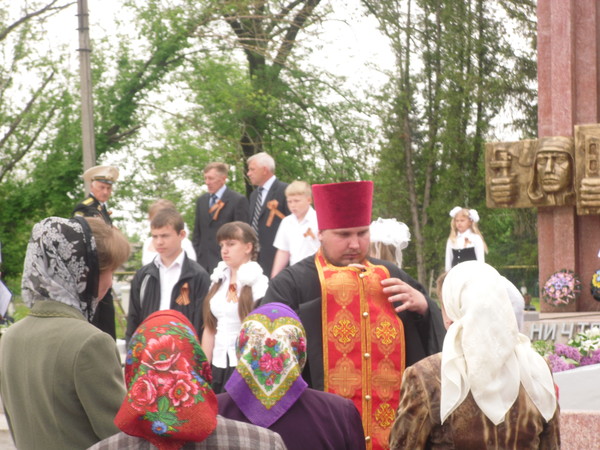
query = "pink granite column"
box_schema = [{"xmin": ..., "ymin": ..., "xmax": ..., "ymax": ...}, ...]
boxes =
[{"xmin": 537, "ymin": 0, "xmax": 600, "ymax": 312}]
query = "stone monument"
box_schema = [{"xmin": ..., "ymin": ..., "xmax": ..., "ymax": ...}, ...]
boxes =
[{"xmin": 485, "ymin": 1, "xmax": 600, "ymax": 314}]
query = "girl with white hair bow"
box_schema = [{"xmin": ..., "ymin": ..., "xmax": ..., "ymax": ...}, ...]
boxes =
[{"xmin": 444, "ymin": 206, "xmax": 487, "ymax": 271}]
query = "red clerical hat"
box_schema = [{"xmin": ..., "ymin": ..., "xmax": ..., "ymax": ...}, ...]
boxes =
[{"xmin": 312, "ymin": 181, "xmax": 373, "ymax": 230}]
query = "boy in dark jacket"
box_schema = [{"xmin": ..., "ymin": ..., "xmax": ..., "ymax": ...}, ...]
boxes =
[{"xmin": 126, "ymin": 208, "xmax": 210, "ymax": 344}]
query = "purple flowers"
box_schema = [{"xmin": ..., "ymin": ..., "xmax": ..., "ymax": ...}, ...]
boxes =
[
  {"xmin": 580, "ymin": 349, "xmax": 600, "ymax": 366},
  {"xmin": 548, "ymin": 353, "xmax": 576, "ymax": 373},
  {"xmin": 535, "ymin": 327, "xmax": 600, "ymax": 373},
  {"xmin": 542, "ymin": 269, "xmax": 581, "ymax": 307},
  {"xmin": 554, "ymin": 343, "xmax": 582, "ymax": 363}
]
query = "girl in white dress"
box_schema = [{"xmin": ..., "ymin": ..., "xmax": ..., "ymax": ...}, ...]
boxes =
[
  {"xmin": 444, "ymin": 207, "xmax": 488, "ymax": 272},
  {"xmin": 201, "ymin": 221, "xmax": 268, "ymax": 393}
]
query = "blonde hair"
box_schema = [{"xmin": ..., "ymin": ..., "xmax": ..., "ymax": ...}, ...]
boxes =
[
  {"xmin": 202, "ymin": 222, "xmax": 259, "ymax": 332},
  {"xmin": 449, "ymin": 208, "xmax": 488, "ymax": 253},
  {"xmin": 285, "ymin": 180, "xmax": 312, "ymax": 198},
  {"xmin": 86, "ymin": 218, "xmax": 131, "ymax": 271},
  {"xmin": 148, "ymin": 199, "xmax": 176, "ymax": 220},
  {"xmin": 369, "ymin": 242, "xmax": 403, "ymax": 268}
]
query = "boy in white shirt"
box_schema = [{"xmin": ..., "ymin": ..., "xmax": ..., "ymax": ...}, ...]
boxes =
[
  {"xmin": 126, "ymin": 208, "xmax": 210, "ymax": 344},
  {"xmin": 271, "ymin": 181, "xmax": 320, "ymax": 278}
]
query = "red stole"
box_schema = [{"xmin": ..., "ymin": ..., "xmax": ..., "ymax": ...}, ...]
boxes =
[{"xmin": 315, "ymin": 250, "xmax": 405, "ymax": 450}]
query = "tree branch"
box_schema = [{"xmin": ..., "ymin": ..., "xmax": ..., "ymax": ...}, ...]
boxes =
[{"xmin": 0, "ymin": 1, "xmax": 75, "ymax": 42}]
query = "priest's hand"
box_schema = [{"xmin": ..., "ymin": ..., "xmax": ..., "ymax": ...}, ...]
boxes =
[{"xmin": 381, "ymin": 278, "xmax": 429, "ymax": 316}]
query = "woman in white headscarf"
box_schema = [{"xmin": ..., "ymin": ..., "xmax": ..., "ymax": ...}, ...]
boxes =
[{"xmin": 389, "ymin": 261, "xmax": 559, "ymax": 449}]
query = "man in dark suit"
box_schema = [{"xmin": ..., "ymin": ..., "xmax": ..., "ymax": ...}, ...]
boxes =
[
  {"xmin": 72, "ymin": 165, "xmax": 119, "ymax": 339},
  {"xmin": 247, "ymin": 152, "xmax": 290, "ymax": 278},
  {"xmin": 192, "ymin": 162, "xmax": 249, "ymax": 274}
]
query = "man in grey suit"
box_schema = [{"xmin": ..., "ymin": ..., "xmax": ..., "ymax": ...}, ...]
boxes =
[
  {"xmin": 247, "ymin": 152, "xmax": 290, "ymax": 278},
  {"xmin": 192, "ymin": 162, "xmax": 249, "ymax": 274}
]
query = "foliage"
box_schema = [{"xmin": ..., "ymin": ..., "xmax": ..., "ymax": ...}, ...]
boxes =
[
  {"xmin": 108, "ymin": 0, "xmax": 375, "ymax": 220},
  {"xmin": 533, "ymin": 327, "xmax": 600, "ymax": 373},
  {"xmin": 366, "ymin": 0, "xmax": 538, "ymax": 283},
  {"xmin": 0, "ymin": 0, "xmax": 541, "ymax": 286},
  {"xmin": 0, "ymin": 0, "xmax": 377, "ymax": 279}
]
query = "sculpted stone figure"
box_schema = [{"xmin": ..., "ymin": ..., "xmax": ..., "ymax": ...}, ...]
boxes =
[
  {"xmin": 488, "ymin": 143, "xmax": 519, "ymax": 205},
  {"xmin": 527, "ymin": 136, "xmax": 575, "ymax": 206},
  {"xmin": 486, "ymin": 140, "xmax": 536, "ymax": 208},
  {"xmin": 575, "ymin": 124, "xmax": 600, "ymax": 215}
]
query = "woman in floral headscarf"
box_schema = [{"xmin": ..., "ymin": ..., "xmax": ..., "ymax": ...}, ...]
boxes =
[
  {"xmin": 90, "ymin": 309, "xmax": 286, "ymax": 450},
  {"xmin": 218, "ymin": 302, "xmax": 365, "ymax": 450},
  {"xmin": 0, "ymin": 217, "xmax": 130, "ymax": 450},
  {"xmin": 389, "ymin": 261, "xmax": 559, "ymax": 449}
]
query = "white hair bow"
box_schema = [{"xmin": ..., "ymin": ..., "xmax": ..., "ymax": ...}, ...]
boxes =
[
  {"xmin": 449, "ymin": 206, "xmax": 479, "ymax": 223},
  {"xmin": 449, "ymin": 206, "xmax": 462, "ymax": 218},
  {"xmin": 468, "ymin": 209, "xmax": 480, "ymax": 223}
]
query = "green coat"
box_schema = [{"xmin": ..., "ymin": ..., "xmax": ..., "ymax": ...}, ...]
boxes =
[{"xmin": 0, "ymin": 301, "xmax": 126, "ymax": 449}]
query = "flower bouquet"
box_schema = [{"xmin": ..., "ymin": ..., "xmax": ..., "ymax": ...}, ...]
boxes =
[
  {"xmin": 541, "ymin": 269, "xmax": 581, "ymax": 307},
  {"xmin": 533, "ymin": 327, "xmax": 600, "ymax": 373},
  {"xmin": 591, "ymin": 269, "xmax": 600, "ymax": 301}
]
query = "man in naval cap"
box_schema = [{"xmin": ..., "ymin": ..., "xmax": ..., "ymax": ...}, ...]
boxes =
[{"xmin": 72, "ymin": 165, "xmax": 120, "ymax": 339}]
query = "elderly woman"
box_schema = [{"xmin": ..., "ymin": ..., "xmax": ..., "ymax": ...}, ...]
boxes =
[
  {"xmin": 218, "ymin": 302, "xmax": 365, "ymax": 450},
  {"xmin": 90, "ymin": 309, "xmax": 286, "ymax": 449},
  {"xmin": 389, "ymin": 261, "xmax": 559, "ymax": 449},
  {"xmin": 0, "ymin": 217, "xmax": 130, "ymax": 449}
]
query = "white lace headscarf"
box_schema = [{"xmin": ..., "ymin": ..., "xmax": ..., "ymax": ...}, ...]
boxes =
[
  {"xmin": 440, "ymin": 261, "xmax": 557, "ymax": 425},
  {"xmin": 21, "ymin": 217, "xmax": 99, "ymax": 320}
]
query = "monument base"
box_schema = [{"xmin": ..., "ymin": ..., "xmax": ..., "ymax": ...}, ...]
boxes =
[{"xmin": 523, "ymin": 312, "xmax": 600, "ymax": 344}]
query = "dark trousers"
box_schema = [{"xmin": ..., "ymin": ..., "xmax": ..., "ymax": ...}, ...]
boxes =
[{"xmin": 91, "ymin": 291, "xmax": 116, "ymax": 340}]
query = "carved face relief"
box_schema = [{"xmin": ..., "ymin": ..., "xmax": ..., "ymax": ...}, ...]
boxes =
[{"xmin": 536, "ymin": 150, "xmax": 572, "ymax": 193}]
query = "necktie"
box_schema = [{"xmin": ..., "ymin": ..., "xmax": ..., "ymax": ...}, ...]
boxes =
[
  {"xmin": 251, "ymin": 187, "xmax": 263, "ymax": 232},
  {"xmin": 209, "ymin": 194, "xmax": 218, "ymax": 208}
]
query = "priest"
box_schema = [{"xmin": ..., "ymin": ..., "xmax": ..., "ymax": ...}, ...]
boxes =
[{"xmin": 261, "ymin": 180, "xmax": 445, "ymax": 450}]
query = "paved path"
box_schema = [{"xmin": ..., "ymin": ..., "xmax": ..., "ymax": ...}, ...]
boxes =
[{"xmin": 0, "ymin": 398, "xmax": 15, "ymax": 449}]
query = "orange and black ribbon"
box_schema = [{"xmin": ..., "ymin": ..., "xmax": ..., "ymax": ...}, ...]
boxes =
[
  {"xmin": 266, "ymin": 200, "xmax": 286, "ymax": 227},
  {"xmin": 175, "ymin": 282, "xmax": 191, "ymax": 306},
  {"xmin": 208, "ymin": 200, "xmax": 225, "ymax": 221},
  {"xmin": 304, "ymin": 227, "xmax": 315, "ymax": 239}
]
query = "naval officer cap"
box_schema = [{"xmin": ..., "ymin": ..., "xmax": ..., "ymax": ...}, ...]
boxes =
[{"xmin": 83, "ymin": 165, "xmax": 119, "ymax": 185}]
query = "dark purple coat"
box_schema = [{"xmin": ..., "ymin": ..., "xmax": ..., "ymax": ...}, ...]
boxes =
[{"xmin": 218, "ymin": 388, "xmax": 366, "ymax": 450}]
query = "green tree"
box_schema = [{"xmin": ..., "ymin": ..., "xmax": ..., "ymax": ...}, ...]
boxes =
[
  {"xmin": 0, "ymin": 0, "xmax": 377, "ymax": 278},
  {"xmin": 365, "ymin": 0, "xmax": 537, "ymax": 284}
]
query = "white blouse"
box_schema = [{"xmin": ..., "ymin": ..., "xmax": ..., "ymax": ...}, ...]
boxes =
[
  {"xmin": 209, "ymin": 262, "xmax": 268, "ymax": 368},
  {"xmin": 444, "ymin": 229, "xmax": 485, "ymax": 272}
]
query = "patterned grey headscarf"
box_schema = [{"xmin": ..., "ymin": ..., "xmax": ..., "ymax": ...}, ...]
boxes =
[{"xmin": 21, "ymin": 217, "xmax": 99, "ymax": 320}]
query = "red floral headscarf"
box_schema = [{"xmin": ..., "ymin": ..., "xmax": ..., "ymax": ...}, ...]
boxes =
[{"xmin": 115, "ymin": 310, "xmax": 217, "ymax": 450}]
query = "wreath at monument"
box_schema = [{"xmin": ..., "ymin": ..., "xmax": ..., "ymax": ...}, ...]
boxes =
[
  {"xmin": 591, "ymin": 269, "xmax": 600, "ymax": 302},
  {"xmin": 542, "ymin": 269, "xmax": 581, "ymax": 307}
]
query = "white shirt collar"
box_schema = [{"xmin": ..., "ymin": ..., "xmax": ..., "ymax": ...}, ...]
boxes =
[
  {"xmin": 261, "ymin": 175, "xmax": 277, "ymax": 193},
  {"xmin": 154, "ymin": 248, "xmax": 185, "ymax": 270},
  {"xmin": 213, "ymin": 185, "xmax": 227, "ymax": 200},
  {"xmin": 457, "ymin": 229, "xmax": 474, "ymax": 238}
]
